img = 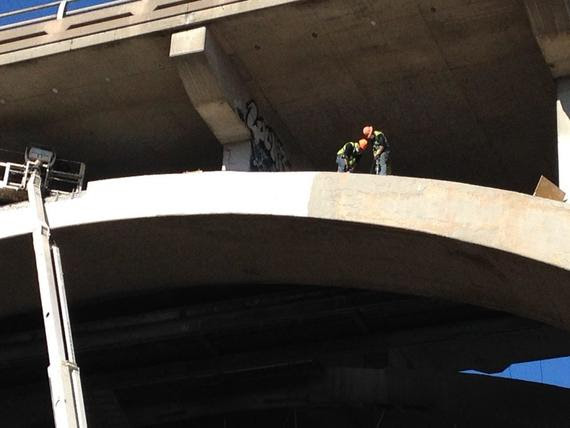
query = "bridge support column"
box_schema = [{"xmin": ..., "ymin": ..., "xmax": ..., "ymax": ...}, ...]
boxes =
[
  {"xmin": 524, "ymin": 1, "xmax": 570, "ymax": 192},
  {"xmin": 557, "ymin": 78, "xmax": 570, "ymax": 193},
  {"xmin": 170, "ymin": 26, "xmax": 309, "ymax": 171}
]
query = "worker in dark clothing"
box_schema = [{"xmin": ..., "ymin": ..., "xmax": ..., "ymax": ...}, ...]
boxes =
[
  {"xmin": 336, "ymin": 138, "xmax": 369, "ymax": 172},
  {"xmin": 363, "ymin": 125, "xmax": 391, "ymax": 175}
]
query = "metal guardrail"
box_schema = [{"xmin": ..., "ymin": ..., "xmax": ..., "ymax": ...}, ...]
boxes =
[
  {"xmin": 0, "ymin": 0, "xmax": 138, "ymax": 30},
  {"xmin": 0, "ymin": 161, "xmax": 30, "ymax": 191}
]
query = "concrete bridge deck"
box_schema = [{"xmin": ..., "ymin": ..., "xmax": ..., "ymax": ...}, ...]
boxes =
[{"xmin": 0, "ymin": 0, "xmax": 558, "ymax": 192}]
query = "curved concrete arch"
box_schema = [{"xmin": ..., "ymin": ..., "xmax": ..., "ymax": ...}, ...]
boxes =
[{"xmin": 0, "ymin": 172, "xmax": 569, "ymax": 329}]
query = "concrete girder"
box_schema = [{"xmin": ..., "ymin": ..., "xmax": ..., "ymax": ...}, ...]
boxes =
[
  {"xmin": 170, "ymin": 26, "xmax": 311, "ymax": 171},
  {"xmin": 170, "ymin": 26, "xmax": 253, "ymax": 168},
  {"xmin": 124, "ymin": 367, "xmax": 570, "ymax": 427},
  {"xmin": 74, "ymin": 317, "xmax": 570, "ymax": 381},
  {"xmin": 7, "ymin": 366, "xmax": 570, "ymax": 427},
  {"xmin": 2, "ymin": 300, "xmax": 568, "ymax": 375},
  {"xmin": 0, "ymin": 172, "xmax": 569, "ymax": 330}
]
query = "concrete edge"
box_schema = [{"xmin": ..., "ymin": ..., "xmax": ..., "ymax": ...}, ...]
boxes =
[
  {"xmin": 0, "ymin": 0, "xmax": 304, "ymax": 66},
  {"xmin": 1, "ymin": 171, "xmax": 569, "ymax": 272}
]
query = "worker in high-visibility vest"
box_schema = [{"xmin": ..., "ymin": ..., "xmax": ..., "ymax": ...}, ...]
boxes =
[
  {"xmin": 363, "ymin": 125, "xmax": 391, "ymax": 175},
  {"xmin": 336, "ymin": 138, "xmax": 369, "ymax": 172}
]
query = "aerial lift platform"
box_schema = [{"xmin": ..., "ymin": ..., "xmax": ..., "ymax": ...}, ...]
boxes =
[{"xmin": 0, "ymin": 147, "xmax": 88, "ymax": 428}]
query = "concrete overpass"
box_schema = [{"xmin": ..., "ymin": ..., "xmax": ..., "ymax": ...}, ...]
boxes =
[
  {"xmin": 0, "ymin": 0, "xmax": 563, "ymax": 191},
  {"xmin": 0, "ymin": 172, "xmax": 569, "ymax": 426},
  {"xmin": 1, "ymin": 0, "xmax": 570, "ymax": 426}
]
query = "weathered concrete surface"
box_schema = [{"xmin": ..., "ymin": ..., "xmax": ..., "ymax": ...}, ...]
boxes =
[
  {"xmin": 0, "ymin": 172, "xmax": 569, "ymax": 331},
  {"xmin": 170, "ymin": 26, "xmax": 253, "ymax": 146},
  {"xmin": 170, "ymin": 26, "xmax": 309, "ymax": 171},
  {"xmin": 556, "ymin": 78, "xmax": 570, "ymax": 193},
  {"xmin": 0, "ymin": 0, "xmax": 556, "ymax": 192},
  {"xmin": 171, "ymin": 26, "xmax": 255, "ymax": 172},
  {"xmin": 524, "ymin": 0, "xmax": 570, "ymax": 78}
]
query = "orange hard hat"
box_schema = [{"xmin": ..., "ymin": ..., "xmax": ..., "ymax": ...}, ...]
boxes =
[
  {"xmin": 358, "ymin": 138, "xmax": 369, "ymax": 150},
  {"xmin": 363, "ymin": 125, "xmax": 374, "ymax": 139}
]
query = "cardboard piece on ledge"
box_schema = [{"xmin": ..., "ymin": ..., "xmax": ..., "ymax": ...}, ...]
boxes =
[{"xmin": 533, "ymin": 175, "xmax": 566, "ymax": 202}]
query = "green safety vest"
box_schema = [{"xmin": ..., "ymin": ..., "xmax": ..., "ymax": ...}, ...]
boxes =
[
  {"xmin": 337, "ymin": 142, "xmax": 362, "ymax": 169},
  {"xmin": 372, "ymin": 130, "xmax": 389, "ymax": 158}
]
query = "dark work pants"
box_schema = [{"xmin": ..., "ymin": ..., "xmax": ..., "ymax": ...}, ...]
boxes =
[
  {"xmin": 374, "ymin": 151, "xmax": 391, "ymax": 175},
  {"xmin": 336, "ymin": 156, "xmax": 349, "ymax": 172}
]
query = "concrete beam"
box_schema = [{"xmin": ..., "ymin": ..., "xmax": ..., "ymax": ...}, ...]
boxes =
[
  {"xmin": 524, "ymin": 0, "xmax": 570, "ymax": 78},
  {"xmin": 170, "ymin": 27, "xmax": 251, "ymax": 146},
  {"xmin": 170, "ymin": 26, "xmax": 309, "ymax": 171},
  {"xmin": 127, "ymin": 367, "xmax": 388, "ymax": 424},
  {"xmin": 125, "ymin": 367, "xmax": 570, "ymax": 426},
  {"xmin": 0, "ymin": 173, "xmax": 569, "ymax": 331},
  {"xmin": 170, "ymin": 26, "xmax": 252, "ymax": 171},
  {"xmin": 5, "ymin": 299, "xmax": 566, "ymax": 376}
]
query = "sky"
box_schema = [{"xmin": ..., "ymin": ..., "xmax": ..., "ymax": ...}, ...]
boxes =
[
  {"xmin": 0, "ymin": 0, "xmax": 110, "ymax": 12},
  {"xmin": 2, "ymin": 0, "xmax": 570, "ymax": 395},
  {"xmin": 0, "ymin": 0, "xmax": 115, "ymax": 26}
]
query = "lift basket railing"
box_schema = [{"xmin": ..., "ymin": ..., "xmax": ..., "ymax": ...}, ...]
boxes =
[{"xmin": 0, "ymin": 154, "xmax": 85, "ymax": 195}]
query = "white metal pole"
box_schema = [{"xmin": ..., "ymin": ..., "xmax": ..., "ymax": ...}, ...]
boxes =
[
  {"xmin": 27, "ymin": 169, "xmax": 88, "ymax": 428},
  {"xmin": 53, "ymin": 244, "xmax": 88, "ymax": 427},
  {"xmin": 57, "ymin": 1, "xmax": 69, "ymax": 20}
]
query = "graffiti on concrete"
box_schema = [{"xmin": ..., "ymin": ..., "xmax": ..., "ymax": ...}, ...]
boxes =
[{"xmin": 237, "ymin": 101, "xmax": 291, "ymax": 172}]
